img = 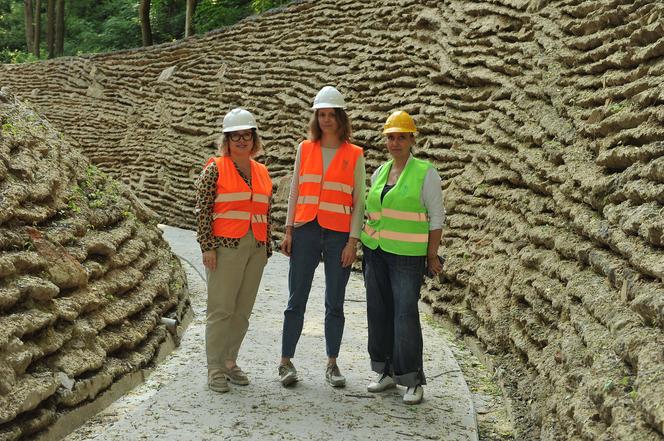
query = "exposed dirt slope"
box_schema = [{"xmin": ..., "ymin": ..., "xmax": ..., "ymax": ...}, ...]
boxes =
[
  {"xmin": 1, "ymin": 0, "xmax": 663, "ymax": 439},
  {"xmin": 0, "ymin": 89, "xmax": 189, "ymax": 440}
]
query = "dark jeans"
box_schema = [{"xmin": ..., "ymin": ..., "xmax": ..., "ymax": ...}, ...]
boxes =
[
  {"xmin": 362, "ymin": 245, "xmax": 427, "ymax": 387},
  {"xmin": 282, "ymin": 219, "xmax": 351, "ymax": 358}
]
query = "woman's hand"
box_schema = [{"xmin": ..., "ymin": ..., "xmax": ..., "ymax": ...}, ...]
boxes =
[
  {"xmin": 281, "ymin": 227, "xmax": 293, "ymax": 256},
  {"xmin": 341, "ymin": 238, "xmax": 358, "ymax": 268},
  {"xmin": 202, "ymin": 250, "xmax": 216, "ymax": 271},
  {"xmin": 427, "ymin": 254, "xmax": 443, "ymax": 276}
]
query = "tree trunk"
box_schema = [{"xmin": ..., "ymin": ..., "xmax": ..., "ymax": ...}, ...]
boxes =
[
  {"xmin": 55, "ymin": 0, "xmax": 64, "ymax": 56},
  {"xmin": 24, "ymin": 0, "xmax": 34, "ymax": 53},
  {"xmin": 46, "ymin": 0, "xmax": 55, "ymax": 58},
  {"xmin": 139, "ymin": 0, "xmax": 153, "ymax": 46},
  {"xmin": 185, "ymin": 0, "xmax": 197, "ymax": 38},
  {"xmin": 33, "ymin": 0, "xmax": 41, "ymax": 57}
]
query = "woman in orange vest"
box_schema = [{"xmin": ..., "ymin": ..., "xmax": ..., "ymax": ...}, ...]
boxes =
[
  {"xmin": 278, "ymin": 86, "xmax": 365, "ymax": 388},
  {"xmin": 195, "ymin": 108, "xmax": 273, "ymax": 394}
]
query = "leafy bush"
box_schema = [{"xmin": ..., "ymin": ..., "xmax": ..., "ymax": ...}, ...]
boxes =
[
  {"xmin": 0, "ymin": 48, "xmax": 38, "ymax": 63},
  {"xmin": 194, "ymin": 0, "xmax": 252, "ymax": 35},
  {"xmin": 251, "ymin": 0, "xmax": 290, "ymax": 13},
  {"xmin": 0, "ymin": 0, "xmax": 294, "ymax": 63}
]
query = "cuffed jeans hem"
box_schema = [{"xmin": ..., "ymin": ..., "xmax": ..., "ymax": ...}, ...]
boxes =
[
  {"xmin": 371, "ymin": 360, "xmax": 388, "ymax": 374},
  {"xmin": 395, "ymin": 370, "xmax": 427, "ymax": 387}
]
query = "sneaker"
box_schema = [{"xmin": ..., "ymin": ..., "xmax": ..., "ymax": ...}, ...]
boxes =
[
  {"xmin": 325, "ymin": 364, "xmax": 346, "ymax": 388},
  {"xmin": 367, "ymin": 373, "xmax": 396, "ymax": 393},
  {"xmin": 403, "ymin": 385, "xmax": 423, "ymax": 405},
  {"xmin": 224, "ymin": 365, "xmax": 249, "ymax": 386},
  {"xmin": 278, "ymin": 361, "xmax": 298, "ymax": 386},
  {"xmin": 208, "ymin": 368, "xmax": 229, "ymax": 393}
]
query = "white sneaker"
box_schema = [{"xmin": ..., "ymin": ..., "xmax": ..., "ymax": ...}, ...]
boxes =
[
  {"xmin": 326, "ymin": 364, "xmax": 346, "ymax": 388},
  {"xmin": 403, "ymin": 385, "xmax": 423, "ymax": 404},
  {"xmin": 367, "ymin": 373, "xmax": 396, "ymax": 393}
]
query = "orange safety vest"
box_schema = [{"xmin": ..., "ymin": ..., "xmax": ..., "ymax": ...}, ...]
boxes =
[
  {"xmin": 207, "ymin": 156, "xmax": 272, "ymax": 241},
  {"xmin": 294, "ymin": 140, "xmax": 363, "ymax": 232}
]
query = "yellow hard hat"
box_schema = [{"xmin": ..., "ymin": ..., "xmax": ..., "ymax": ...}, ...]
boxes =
[{"xmin": 383, "ymin": 110, "xmax": 417, "ymax": 134}]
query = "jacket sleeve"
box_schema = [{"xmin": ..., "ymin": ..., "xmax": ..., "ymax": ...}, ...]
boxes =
[
  {"xmin": 195, "ymin": 162, "xmax": 221, "ymax": 252},
  {"xmin": 285, "ymin": 143, "xmax": 303, "ymax": 227},
  {"xmin": 349, "ymin": 153, "xmax": 366, "ymax": 239},
  {"xmin": 421, "ymin": 167, "xmax": 445, "ymax": 230}
]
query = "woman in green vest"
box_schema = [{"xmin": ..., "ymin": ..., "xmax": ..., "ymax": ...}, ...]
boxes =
[{"xmin": 361, "ymin": 110, "xmax": 444, "ymax": 405}]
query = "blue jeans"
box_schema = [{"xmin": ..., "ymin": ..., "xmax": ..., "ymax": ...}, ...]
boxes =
[
  {"xmin": 362, "ymin": 245, "xmax": 426, "ymax": 387},
  {"xmin": 282, "ymin": 219, "xmax": 351, "ymax": 358}
]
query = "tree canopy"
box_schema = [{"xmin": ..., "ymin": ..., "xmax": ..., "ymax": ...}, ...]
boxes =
[{"xmin": 0, "ymin": 0, "xmax": 290, "ymax": 63}]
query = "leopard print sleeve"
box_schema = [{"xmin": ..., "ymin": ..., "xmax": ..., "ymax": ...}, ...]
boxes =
[{"xmin": 195, "ymin": 162, "xmax": 220, "ymax": 252}]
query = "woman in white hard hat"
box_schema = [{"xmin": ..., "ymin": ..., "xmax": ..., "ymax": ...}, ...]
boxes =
[
  {"xmin": 278, "ymin": 86, "xmax": 365, "ymax": 388},
  {"xmin": 361, "ymin": 110, "xmax": 444, "ymax": 405},
  {"xmin": 195, "ymin": 108, "xmax": 273, "ymax": 393}
]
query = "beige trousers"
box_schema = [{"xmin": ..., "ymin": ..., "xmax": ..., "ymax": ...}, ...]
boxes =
[{"xmin": 205, "ymin": 231, "xmax": 268, "ymax": 369}]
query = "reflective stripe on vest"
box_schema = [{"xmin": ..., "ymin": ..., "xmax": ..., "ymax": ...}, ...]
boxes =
[
  {"xmin": 297, "ymin": 195, "xmax": 319, "ymax": 205},
  {"xmin": 322, "ymin": 181, "xmax": 353, "ymax": 194},
  {"xmin": 319, "ymin": 201, "xmax": 352, "ymax": 214},
  {"xmin": 252, "ymin": 193, "xmax": 270, "ymax": 204},
  {"xmin": 365, "ymin": 209, "xmax": 428, "ymax": 222},
  {"xmin": 210, "ymin": 156, "xmax": 272, "ymax": 241},
  {"xmin": 213, "ymin": 210, "xmax": 251, "ymax": 220},
  {"xmin": 300, "ymin": 174, "xmax": 321, "ymax": 183},
  {"xmin": 294, "ymin": 140, "xmax": 363, "ymax": 232},
  {"xmin": 362, "ymin": 224, "xmax": 429, "ymax": 243},
  {"xmin": 251, "ymin": 214, "xmax": 269, "ymax": 224},
  {"xmin": 361, "ymin": 157, "xmax": 432, "ymax": 256},
  {"xmin": 215, "ymin": 192, "xmax": 251, "ymax": 203}
]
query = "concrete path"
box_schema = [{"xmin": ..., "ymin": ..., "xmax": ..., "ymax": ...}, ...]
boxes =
[{"xmin": 65, "ymin": 226, "xmax": 478, "ymax": 441}]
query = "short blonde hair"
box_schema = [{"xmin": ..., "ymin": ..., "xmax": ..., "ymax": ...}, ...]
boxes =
[
  {"xmin": 308, "ymin": 108, "xmax": 352, "ymax": 142},
  {"xmin": 216, "ymin": 128, "xmax": 263, "ymax": 157}
]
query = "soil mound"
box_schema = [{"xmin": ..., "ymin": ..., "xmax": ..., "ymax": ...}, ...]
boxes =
[{"xmin": 0, "ymin": 89, "xmax": 189, "ymax": 440}]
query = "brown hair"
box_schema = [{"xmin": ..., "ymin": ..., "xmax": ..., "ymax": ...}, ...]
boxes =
[
  {"xmin": 216, "ymin": 128, "xmax": 263, "ymax": 157},
  {"xmin": 308, "ymin": 108, "xmax": 352, "ymax": 142}
]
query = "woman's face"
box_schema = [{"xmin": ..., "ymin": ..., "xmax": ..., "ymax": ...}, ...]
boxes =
[
  {"xmin": 227, "ymin": 129, "xmax": 254, "ymax": 158},
  {"xmin": 386, "ymin": 132, "xmax": 414, "ymax": 160},
  {"xmin": 317, "ymin": 108, "xmax": 339, "ymax": 135}
]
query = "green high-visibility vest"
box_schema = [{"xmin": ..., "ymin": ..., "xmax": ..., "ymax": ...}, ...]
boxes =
[{"xmin": 361, "ymin": 157, "xmax": 431, "ymax": 256}]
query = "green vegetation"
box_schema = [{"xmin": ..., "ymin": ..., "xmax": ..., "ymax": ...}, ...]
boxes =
[
  {"xmin": 122, "ymin": 209, "xmax": 135, "ymax": 219},
  {"xmin": 67, "ymin": 198, "xmax": 82, "ymax": 213},
  {"xmin": 1, "ymin": 121, "xmax": 17, "ymax": 136},
  {"xmin": 80, "ymin": 165, "xmax": 123, "ymax": 210},
  {"xmin": 603, "ymin": 379, "xmax": 615, "ymax": 392},
  {"xmin": 0, "ymin": 0, "xmax": 291, "ymax": 63},
  {"xmin": 22, "ymin": 238, "xmax": 35, "ymax": 251},
  {"xmin": 608, "ymin": 100, "xmax": 629, "ymax": 114},
  {"xmin": 63, "ymin": 164, "xmax": 129, "ymax": 214}
]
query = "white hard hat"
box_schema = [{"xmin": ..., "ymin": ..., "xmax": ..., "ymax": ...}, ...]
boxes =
[
  {"xmin": 222, "ymin": 108, "xmax": 257, "ymax": 132},
  {"xmin": 312, "ymin": 86, "xmax": 345, "ymax": 109}
]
